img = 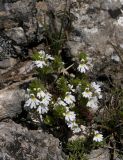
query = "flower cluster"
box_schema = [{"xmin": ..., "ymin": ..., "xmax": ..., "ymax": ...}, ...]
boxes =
[
  {"xmin": 24, "ymin": 88, "xmax": 52, "ymax": 120},
  {"xmin": 88, "ymin": 82, "xmax": 102, "ymax": 110},
  {"xmin": 76, "ymin": 82, "xmax": 102, "ymax": 110},
  {"xmin": 54, "ymin": 89, "xmax": 81, "ymax": 133},
  {"xmin": 24, "ymin": 50, "xmax": 103, "ymax": 135},
  {"xmin": 63, "ymin": 108, "xmax": 81, "ymax": 133},
  {"xmin": 76, "ymin": 81, "xmax": 102, "ymax": 110},
  {"xmin": 33, "ymin": 50, "xmax": 54, "ymax": 68}
]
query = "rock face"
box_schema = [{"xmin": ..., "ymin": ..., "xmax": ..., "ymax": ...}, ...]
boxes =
[
  {"xmin": 87, "ymin": 148, "xmax": 110, "ymax": 160},
  {"xmin": 0, "ymin": 0, "xmax": 123, "ymax": 58},
  {"xmin": 87, "ymin": 148, "xmax": 123, "ymax": 160},
  {"xmin": 0, "ymin": 89, "xmax": 25, "ymax": 120},
  {"xmin": 0, "ymin": 59, "xmax": 35, "ymax": 121},
  {"xmin": 0, "ymin": 120, "xmax": 66, "ymax": 160},
  {"xmin": 0, "ymin": 0, "xmax": 122, "ymax": 87},
  {"xmin": 0, "ymin": 0, "xmax": 123, "ymax": 159}
]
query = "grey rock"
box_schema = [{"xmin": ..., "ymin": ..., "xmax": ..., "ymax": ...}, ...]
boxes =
[
  {"xmin": 0, "ymin": 89, "xmax": 25, "ymax": 120},
  {"xmin": 18, "ymin": 60, "xmax": 34, "ymax": 75},
  {"xmin": 9, "ymin": 0, "xmax": 38, "ymax": 44},
  {"xmin": 0, "ymin": 58, "xmax": 17, "ymax": 69},
  {"xmin": 0, "ymin": 0, "xmax": 39, "ymax": 46},
  {"xmin": 88, "ymin": 148, "xmax": 123, "ymax": 160},
  {"xmin": 0, "ymin": 0, "xmax": 123, "ymax": 59},
  {"xmin": 0, "ymin": 34, "xmax": 17, "ymax": 60},
  {"xmin": 0, "ymin": 120, "xmax": 66, "ymax": 160},
  {"xmin": 87, "ymin": 148, "xmax": 110, "ymax": 160},
  {"xmin": 6, "ymin": 27, "xmax": 27, "ymax": 45},
  {"xmin": 111, "ymin": 52, "xmax": 120, "ymax": 62}
]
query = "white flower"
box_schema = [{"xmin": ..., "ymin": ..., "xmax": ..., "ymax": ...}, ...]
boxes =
[
  {"xmin": 39, "ymin": 50, "xmax": 54, "ymax": 60},
  {"xmin": 73, "ymin": 127, "xmax": 81, "ymax": 133},
  {"xmin": 91, "ymin": 82, "xmax": 102, "ymax": 99},
  {"xmin": 91, "ymin": 82, "xmax": 101, "ymax": 93},
  {"xmin": 91, "ymin": 82, "xmax": 101, "ymax": 91},
  {"xmin": 37, "ymin": 90, "xmax": 46, "ymax": 99},
  {"xmin": 34, "ymin": 60, "xmax": 47, "ymax": 68},
  {"xmin": 64, "ymin": 92, "xmax": 76, "ymax": 105},
  {"xmin": 39, "ymin": 50, "xmax": 45, "ymax": 58},
  {"xmin": 67, "ymin": 122, "xmax": 81, "ymax": 133},
  {"xmin": 64, "ymin": 111, "xmax": 76, "ymax": 122},
  {"xmin": 93, "ymin": 131, "xmax": 103, "ymax": 142},
  {"xmin": 68, "ymin": 84, "xmax": 75, "ymax": 92},
  {"xmin": 77, "ymin": 64, "xmax": 89, "ymax": 73},
  {"xmin": 82, "ymin": 88, "xmax": 92, "ymax": 98},
  {"xmin": 34, "ymin": 50, "xmax": 54, "ymax": 68},
  {"xmin": 45, "ymin": 54, "xmax": 54, "ymax": 60},
  {"xmin": 57, "ymin": 98, "xmax": 67, "ymax": 106},
  {"xmin": 24, "ymin": 94, "xmax": 40, "ymax": 109},
  {"xmin": 65, "ymin": 107, "xmax": 69, "ymax": 112},
  {"xmin": 36, "ymin": 91, "xmax": 51, "ymax": 114},
  {"xmin": 87, "ymin": 96, "xmax": 98, "ymax": 110},
  {"xmin": 41, "ymin": 93, "xmax": 52, "ymax": 106},
  {"xmin": 37, "ymin": 105, "xmax": 49, "ymax": 114},
  {"xmin": 67, "ymin": 122, "xmax": 76, "ymax": 128}
]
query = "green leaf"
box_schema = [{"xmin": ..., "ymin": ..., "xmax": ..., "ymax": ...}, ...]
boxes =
[
  {"xmin": 29, "ymin": 79, "xmax": 45, "ymax": 91},
  {"xmin": 32, "ymin": 52, "xmax": 42, "ymax": 61},
  {"xmin": 52, "ymin": 55, "xmax": 64, "ymax": 71},
  {"xmin": 44, "ymin": 115, "xmax": 54, "ymax": 126},
  {"xmin": 56, "ymin": 76, "xmax": 69, "ymax": 96},
  {"xmin": 54, "ymin": 105, "xmax": 66, "ymax": 117},
  {"xmin": 79, "ymin": 52, "xmax": 88, "ymax": 62}
]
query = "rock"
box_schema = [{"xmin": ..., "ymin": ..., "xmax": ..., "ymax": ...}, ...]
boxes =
[
  {"xmin": 0, "ymin": 58, "xmax": 17, "ymax": 69},
  {"xmin": 87, "ymin": 148, "xmax": 123, "ymax": 160},
  {"xmin": 0, "ymin": 0, "xmax": 123, "ymax": 60},
  {"xmin": 87, "ymin": 148, "xmax": 110, "ymax": 160},
  {"xmin": 0, "ymin": 33, "xmax": 17, "ymax": 59},
  {"xmin": 8, "ymin": 0, "xmax": 40, "ymax": 44},
  {"xmin": 0, "ymin": 120, "xmax": 66, "ymax": 160},
  {"xmin": 0, "ymin": 0, "xmax": 40, "ymax": 46},
  {"xmin": 6, "ymin": 27, "xmax": 27, "ymax": 45},
  {"xmin": 0, "ymin": 88, "xmax": 25, "ymax": 120},
  {"xmin": 18, "ymin": 60, "xmax": 34, "ymax": 75}
]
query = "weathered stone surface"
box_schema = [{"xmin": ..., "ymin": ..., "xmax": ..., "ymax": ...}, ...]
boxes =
[
  {"xmin": 0, "ymin": 0, "xmax": 123, "ymax": 60},
  {"xmin": 0, "ymin": 58, "xmax": 17, "ymax": 69},
  {"xmin": 0, "ymin": 89, "xmax": 25, "ymax": 120},
  {"xmin": 87, "ymin": 148, "xmax": 110, "ymax": 160},
  {"xmin": 0, "ymin": 120, "xmax": 66, "ymax": 160},
  {"xmin": 0, "ymin": 0, "xmax": 123, "ymax": 158},
  {"xmin": 88, "ymin": 148, "xmax": 123, "ymax": 160},
  {"xmin": 6, "ymin": 27, "xmax": 27, "ymax": 45},
  {"xmin": 2, "ymin": 0, "xmax": 41, "ymax": 45},
  {"xmin": 0, "ymin": 33, "xmax": 17, "ymax": 59}
]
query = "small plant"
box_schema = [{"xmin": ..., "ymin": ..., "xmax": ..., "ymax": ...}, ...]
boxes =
[
  {"xmin": 23, "ymin": 2, "xmax": 106, "ymax": 157},
  {"xmin": 95, "ymin": 87, "xmax": 123, "ymax": 158},
  {"xmin": 66, "ymin": 138, "xmax": 89, "ymax": 160},
  {"xmin": 24, "ymin": 49, "xmax": 103, "ymax": 138}
]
